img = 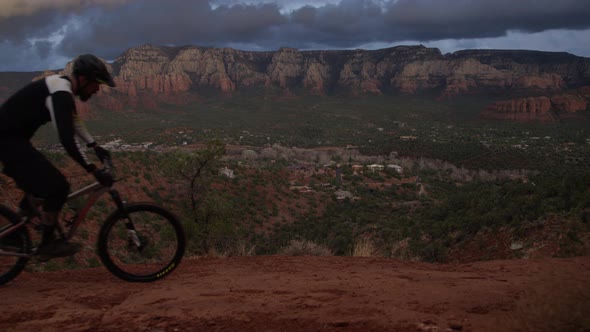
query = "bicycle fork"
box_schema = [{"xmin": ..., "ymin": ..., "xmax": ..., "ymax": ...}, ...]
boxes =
[{"xmin": 110, "ymin": 190, "xmax": 143, "ymax": 250}]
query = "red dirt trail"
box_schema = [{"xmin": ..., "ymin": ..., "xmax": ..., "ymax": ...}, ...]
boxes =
[{"xmin": 1, "ymin": 255, "xmax": 589, "ymax": 332}]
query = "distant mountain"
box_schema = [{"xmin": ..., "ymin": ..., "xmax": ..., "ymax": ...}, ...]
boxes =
[{"xmin": 1, "ymin": 44, "xmax": 589, "ymax": 122}]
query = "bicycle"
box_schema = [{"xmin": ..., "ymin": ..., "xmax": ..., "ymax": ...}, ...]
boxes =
[{"xmin": 0, "ymin": 156, "xmax": 185, "ymax": 285}]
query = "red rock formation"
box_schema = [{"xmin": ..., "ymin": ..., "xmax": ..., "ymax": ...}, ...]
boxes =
[
  {"xmin": 101, "ymin": 45, "xmax": 590, "ymax": 104},
  {"xmin": 393, "ymin": 59, "xmax": 566, "ymax": 97},
  {"xmin": 514, "ymin": 74, "xmax": 565, "ymax": 90},
  {"xmin": 551, "ymin": 94, "xmax": 587, "ymax": 113},
  {"xmin": 32, "ymin": 70, "xmax": 57, "ymax": 81},
  {"xmin": 302, "ymin": 58, "xmax": 329, "ymax": 95},
  {"xmin": 3, "ymin": 45, "xmax": 590, "ymax": 122},
  {"xmin": 482, "ymin": 92, "xmax": 588, "ymax": 122},
  {"xmin": 338, "ymin": 51, "xmax": 385, "ymax": 94},
  {"xmin": 483, "ymin": 97, "xmax": 554, "ymax": 122},
  {"xmin": 74, "ymin": 99, "xmax": 93, "ymax": 120},
  {"xmin": 268, "ymin": 48, "xmax": 304, "ymax": 90}
]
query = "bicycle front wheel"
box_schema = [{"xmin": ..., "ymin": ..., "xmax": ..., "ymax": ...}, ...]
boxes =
[
  {"xmin": 97, "ymin": 203, "xmax": 185, "ymax": 282},
  {"xmin": 0, "ymin": 205, "xmax": 31, "ymax": 285}
]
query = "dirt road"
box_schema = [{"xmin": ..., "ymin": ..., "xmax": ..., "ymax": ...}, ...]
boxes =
[{"xmin": 1, "ymin": 255, "xmax": 589, "ymax": 332}]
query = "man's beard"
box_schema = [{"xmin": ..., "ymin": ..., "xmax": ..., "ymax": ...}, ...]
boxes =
[{"xmin": 79, "ymin": 91, "xmax": 92, "ymax": 101}]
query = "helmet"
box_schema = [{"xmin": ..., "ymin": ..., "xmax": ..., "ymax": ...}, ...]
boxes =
[{"xmin": 72, "ymin": 54, "xmax": 116, "ymax": 87}]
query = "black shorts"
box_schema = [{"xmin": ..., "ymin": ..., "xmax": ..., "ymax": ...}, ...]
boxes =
[{"xmin": 0, "ymin": 140, "xmax": 69, "ymax": 212}]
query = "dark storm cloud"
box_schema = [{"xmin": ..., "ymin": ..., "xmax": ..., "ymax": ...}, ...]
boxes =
[
  {"xmin": 55, "ymin": 0, "xmax": 288, "ymax": 59},
  {"xmin": 279, "ymin": 0, "xmax": 590, "ymax": 48},
  {"xmin": 1, "ymin": 0, "xmax": 590, "ymax": 71},
  {"xmin": 286, "ymin": 1, "xmax": 386, "ymax": 47},
  {"xmin": 0, "ymin": 8, "xmax": 63, "ymax": 43},
  {"xmin": 381, "ymin": 0, "xmax": 590, "ymax": 40}
]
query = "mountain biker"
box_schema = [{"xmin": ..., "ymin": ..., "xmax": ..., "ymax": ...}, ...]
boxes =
[{"xmin": 0, "ymin": 54, "xmax": 115, "ymax": 257}]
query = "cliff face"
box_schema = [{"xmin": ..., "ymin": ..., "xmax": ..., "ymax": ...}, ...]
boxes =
[
  {"xmin": 482, "ymin": 92, "xmax": 589, "ymax": 123},
  {"xmin": 106, "ymin": 44, "xmax": 589, "ymax": 98},
  {"xmin": 4, "ymin": 44, "xmax": 590, "ymax": 121}
]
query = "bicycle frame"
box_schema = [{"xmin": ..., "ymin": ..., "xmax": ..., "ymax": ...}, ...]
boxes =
[
  {"xmin": 0, "ymin": 181, "xmax": 127, "ymax": 257},
  {"xmin": 60, "ymin": 182, "xmax": 109, "ymax": 240},
  {"xmin": 0, "ymin": 220, "xmax": 27, "ymax": 256},
  {"xmin": 1, "ymin": 154, "xmax": 185, "ymax": 284}
]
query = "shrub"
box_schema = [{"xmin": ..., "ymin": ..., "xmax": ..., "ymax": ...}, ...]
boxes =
[
  {"xmin": 352, "ymin": 235, "xmax": 377, "ymax": 257},
  {"xmin": 279, "ymin": 238, "xmax": 333, "ymax": 256},
  {"xmin": 207, "ymin": 239, "xmax": 257, "ymax": 257}
]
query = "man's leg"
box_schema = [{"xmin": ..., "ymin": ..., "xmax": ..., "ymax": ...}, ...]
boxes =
[{"xmin": 1, "ymin": 141, "xmax": 79, "ymax": 256}]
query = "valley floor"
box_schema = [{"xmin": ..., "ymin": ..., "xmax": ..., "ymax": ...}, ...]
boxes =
[{"xmin": 1, "ymin": 255, "xmax": 589, "ymax": 331}]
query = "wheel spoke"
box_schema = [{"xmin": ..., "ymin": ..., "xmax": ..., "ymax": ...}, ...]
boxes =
[
  {"xmin": 98, "ymin": 204, "xmax": 184, "ymax": 282},
  {"xmin": 0, "ymin": 207, "xmax": 30, "ymax": 285}
]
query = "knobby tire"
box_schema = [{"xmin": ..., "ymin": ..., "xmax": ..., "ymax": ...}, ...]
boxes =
[
  {"xmin": 0, "ymin": 205, "xmax": 31, "ymax": 285},
  {"xmin": 97, "ymin": 203, "xmax": 185, "ymax": 282}
]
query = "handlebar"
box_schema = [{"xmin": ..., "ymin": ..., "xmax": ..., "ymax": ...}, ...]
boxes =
[{"xmin": 102, "ymin": 156, "xmax": 113, "ymax": 173}]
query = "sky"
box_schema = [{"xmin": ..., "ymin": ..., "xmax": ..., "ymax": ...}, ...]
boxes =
[{"xmin": 1, "ymin": 0, "xmax": 589, "ymax": 72}]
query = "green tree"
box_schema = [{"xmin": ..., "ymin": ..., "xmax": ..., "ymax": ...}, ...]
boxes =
[{"xmin": 163, "ymin": 140, "xmax": 232, "ymax": 253}]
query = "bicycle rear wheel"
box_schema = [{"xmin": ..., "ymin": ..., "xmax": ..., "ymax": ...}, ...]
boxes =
[
  {"xmin": 0, "ymin": 205, "xmax": 31, "ymax": 285},
  {"xmin": 97, "ymin": 203, "xmax": 185, "ymax": 282}
]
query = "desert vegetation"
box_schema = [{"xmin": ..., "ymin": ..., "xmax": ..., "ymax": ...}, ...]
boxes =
[
  {"xmin": 2, "ymin": 94, "xmax": 589, "ymax": 271},
  {"xmin": 4, "ymin": 143, "xmax": 586, "ymax": 273}
]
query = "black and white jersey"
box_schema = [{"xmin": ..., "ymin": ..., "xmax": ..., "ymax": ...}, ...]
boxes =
[{"xmin": 0, "ymin": 75, "xmax": 96, "ymax": 171}]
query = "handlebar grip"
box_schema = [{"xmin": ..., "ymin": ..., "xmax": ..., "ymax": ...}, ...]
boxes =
[{"xmin": 103, "ymin": 156, "xmax": 113, "ymax": 172}]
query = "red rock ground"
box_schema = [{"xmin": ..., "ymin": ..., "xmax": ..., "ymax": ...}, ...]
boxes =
[{"xmin": 1, "ymin": 255, "xmax": 589, "ymax": 332}]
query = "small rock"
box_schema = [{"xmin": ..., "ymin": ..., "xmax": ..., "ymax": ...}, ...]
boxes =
[
  {"xmin": 449, "ymin": 322, "xmax": 463, "ymax": 330},
  {"xmin": 418, "ymin": 320, "xmax": 439, "ymax": 331}
]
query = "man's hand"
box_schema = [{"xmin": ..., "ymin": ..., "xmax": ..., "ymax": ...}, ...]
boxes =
[{"xmin": 93, "ymin": 168, "xmax": 114, "ymax": 187}]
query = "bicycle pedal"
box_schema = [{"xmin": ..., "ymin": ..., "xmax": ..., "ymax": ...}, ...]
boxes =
[{"xmin": 33, "ymin": 249, "xmax": 53, "ymax": 262}]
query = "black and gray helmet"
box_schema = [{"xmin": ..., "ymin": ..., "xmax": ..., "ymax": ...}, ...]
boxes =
[{"xmin": 72, "ymin": 54, "xmax": 116, "ymax": 87}]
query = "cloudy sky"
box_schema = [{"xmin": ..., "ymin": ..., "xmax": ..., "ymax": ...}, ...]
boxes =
[{"xmin": 1, "ymin": 0, "xmax": 589, "ymax": 72}]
